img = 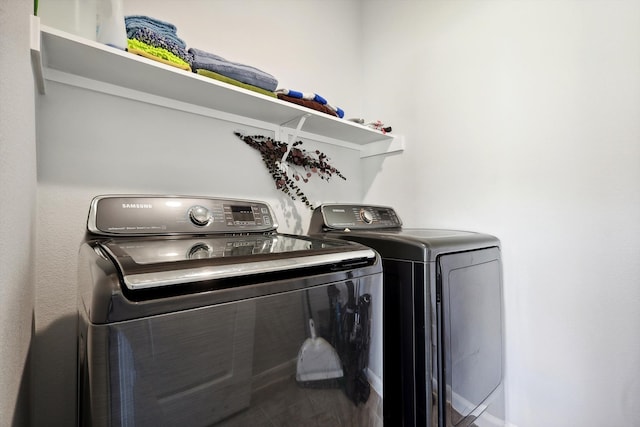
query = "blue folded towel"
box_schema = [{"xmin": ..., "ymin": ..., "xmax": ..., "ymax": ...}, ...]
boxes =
[
  {"xmin": 189, "ymin": 48, "xmax": 278, "ymax": 92},
  {"xmin": 125, "ymin": 15, "xmax": 186, "ymax": 49}
]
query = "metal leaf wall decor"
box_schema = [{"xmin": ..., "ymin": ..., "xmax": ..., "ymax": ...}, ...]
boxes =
[{"xmin": 234, "ymin": 132, "xmax": 346, "ymax": 209}]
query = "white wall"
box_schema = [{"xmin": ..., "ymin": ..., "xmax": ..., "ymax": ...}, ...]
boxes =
[
  {"xmin": 361, "ymin": 1, "xmax": 640, "ymax": 426},
  {"xmin": 32, "ymin": 1, "xmax": 366, "ymax": 425},
  {"xmin": 0, "ymin": 2, "xmax": 37, "ymax": 427},
  {"xmin": 31, "ymin": 1, "xmax": 640, "ymax": 426}
]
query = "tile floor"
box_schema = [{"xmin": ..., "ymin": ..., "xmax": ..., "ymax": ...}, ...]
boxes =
[{"xmin": 215, "ymin": 373, "xmax": 383, "ymax": 427}]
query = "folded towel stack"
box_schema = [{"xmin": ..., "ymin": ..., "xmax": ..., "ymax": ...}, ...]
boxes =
[
  {"xmin": 275, "ymin": 89, "xmax": 345, "ymax": 118},
  {"xmin": 189, "ymin": 47, "xmax": 278, "ymax": 94},
  {"xmin": 121, "ymin": 15, "xmax": 344, "ymax": 114},
  {"xmin": 125, "ymin": 15, "xmax": 192, "ymax": 71}
]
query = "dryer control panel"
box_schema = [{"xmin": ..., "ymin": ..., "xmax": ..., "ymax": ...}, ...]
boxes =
[
  {"xmin": 87, "ymin": 195, "xmax": 277, "ymax": 236},
  {"xmin": 317, "ymin": 204, "xmax": 402, "ymax": 230}
]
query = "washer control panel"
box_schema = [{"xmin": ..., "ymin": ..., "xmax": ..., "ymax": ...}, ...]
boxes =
[
  {"xmin": 319, "ymin": 204, "xmax": 402, "ymax": 230},
  {"xmin": 88, "ymin": 195, "xmax": 277, "ymax": 236}
]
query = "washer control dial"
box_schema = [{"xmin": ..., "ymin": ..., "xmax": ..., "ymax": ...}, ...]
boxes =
[
  {"xmin": 188, "ymin": 205, "xmax": 212, "ymax": 227},
  {"xmin": 188, "ymin": 242, "xmax": 213, "ymax": 259},
  {"xmin": 360, "ymin": 209, "xmax": 374, "ymax": 224}
]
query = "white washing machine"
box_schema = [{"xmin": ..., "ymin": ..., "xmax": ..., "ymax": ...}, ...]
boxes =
[{"xmin": 309, "ymin": 204, "xmax": 505, "ymax": 427}]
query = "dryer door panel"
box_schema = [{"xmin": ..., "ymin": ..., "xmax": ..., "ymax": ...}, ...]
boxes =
[{"xmin": 438, "ymin": 247, "xmax": 503, "ymax": 426}]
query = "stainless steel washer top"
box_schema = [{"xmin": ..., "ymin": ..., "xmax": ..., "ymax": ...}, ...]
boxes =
[{"xmin": 80, "ymin": 195, "xmax": 379, "ymax": 323}]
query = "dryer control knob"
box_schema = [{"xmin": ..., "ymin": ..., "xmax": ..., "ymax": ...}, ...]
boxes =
[
  {"xmin": 360, "ymin": 209, "xmax": 374, "ymax": 224},
  {"xmin": 188, "ymin": 205, "xmax": 212, "ymax": 227}
]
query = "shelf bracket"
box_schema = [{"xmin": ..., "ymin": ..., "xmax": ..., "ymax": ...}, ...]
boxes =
[
  {"xmin": 279, "ymin": 113, "xmax": 311, "ymax": 163},
  {"xmin": 30, "ymin": 15, "xmax": 46, "ymax": 95},
  {"xmin": 360, "ymin": 134, "xmax": 405, "ymax": 158}
]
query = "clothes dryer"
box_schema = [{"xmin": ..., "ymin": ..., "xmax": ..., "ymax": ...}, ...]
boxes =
[{"xmin": 309, "ymin": 204, "xmax": 505, "ymax": 427}]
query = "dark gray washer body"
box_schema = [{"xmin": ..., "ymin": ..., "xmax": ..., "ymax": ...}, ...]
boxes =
[{"xmin": 77, "ymin": 196, "xmax": 384, "ymax": 427}]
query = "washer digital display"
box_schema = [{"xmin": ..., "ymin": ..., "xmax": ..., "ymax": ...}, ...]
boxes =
[{"xmin": 231, "ymin": 205, "xmax": 255, "ymax": 222}]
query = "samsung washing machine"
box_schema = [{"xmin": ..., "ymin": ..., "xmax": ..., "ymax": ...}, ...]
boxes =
[
  {"xmin": 77, "ymin": 195, "xmax": 384, "ymax": 427},
  {"xmin": 309, "ymin": 204, "xmax": 505, "ymax": 427}
]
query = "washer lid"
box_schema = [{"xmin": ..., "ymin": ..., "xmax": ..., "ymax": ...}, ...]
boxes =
[{"xmin": 98, "ymin": 233, "xmax": 376, "ymax": 290}]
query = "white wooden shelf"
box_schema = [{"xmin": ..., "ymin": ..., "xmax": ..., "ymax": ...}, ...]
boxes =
[{"xmin": 30, "ymin": 17, "xmax": 404, "ymax": 157}]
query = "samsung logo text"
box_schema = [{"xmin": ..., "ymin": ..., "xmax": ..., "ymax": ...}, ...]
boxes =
[{"xmin": 122, "ymin": 203, "xmax": 153, "ymax": 209}]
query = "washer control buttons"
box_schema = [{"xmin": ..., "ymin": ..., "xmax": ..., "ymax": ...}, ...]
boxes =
[
  {"xmin": 188, "ymin": 205, "xmax": 212, "ymax": 227},
  {"xmin": 360, "ymin": 209, "xmax": 374, "ymax": 224}
]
